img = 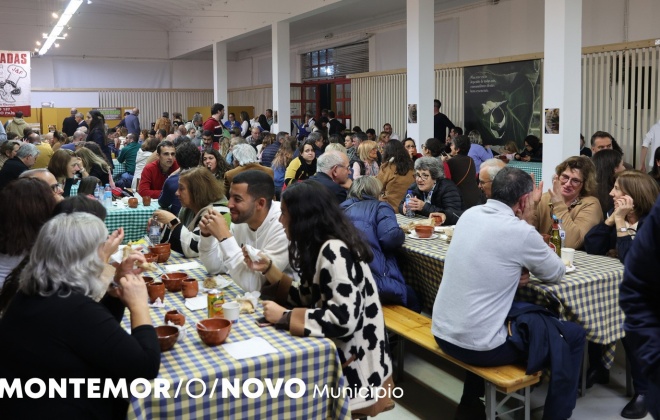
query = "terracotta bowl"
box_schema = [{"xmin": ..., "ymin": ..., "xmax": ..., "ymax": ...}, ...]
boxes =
[
  {"xmin": 164, "ymin": 309, "xmax": 186, "ymax": 326},
  {"xmin": 149, "ymin": 245, "xmax": 171, "ymax": 263},
  {"xmin": 414, "ymin": 225, "xmax": 434, "ymax": 238},
  {"xmin": 143, "ymin": 276, "xmax": 155, "ymax": 285},
  {"xmin": 155, "ymin": 325, "xmax": 179, "ymax": 351},
  {"xmin": 161, "ymin": 272, "xmax": 187, "ymax": 292},
  {"xmin": 431, "ymin": 215, "xmax": 444, "ymax": 226},
  {"xmin": 196, "ymin": 318, "xmax": 231, "ymax": 346},
  {"xmin": 143, "ymin": 253, "xmax": 159, "ymax": 264}
]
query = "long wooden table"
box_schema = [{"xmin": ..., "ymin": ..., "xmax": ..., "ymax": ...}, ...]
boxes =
[{"xmin": 125, "ymin": 252, "xmax": 350, "ymax": 419}]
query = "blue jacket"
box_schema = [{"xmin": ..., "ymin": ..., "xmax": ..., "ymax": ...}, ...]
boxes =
[{"xmin": 340, "ymin": 196, "xmax": 409, "ymax": 307}]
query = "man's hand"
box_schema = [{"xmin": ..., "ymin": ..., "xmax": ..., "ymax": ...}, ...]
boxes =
[
  {"xmin": 518, "ymin": 268, "xmax": 530, "ymax": 288},
  {"xmin": 201, "ymin": 209, "xmax": 231, "ymax": 241}
]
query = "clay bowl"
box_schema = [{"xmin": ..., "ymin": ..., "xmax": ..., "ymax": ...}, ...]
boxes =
[
  {"xmin": 147, "ymin": 281, "xmax": 165, "ymax": 304},
  {"xmin": 155, "ymin": 325, "xmax": 179, "ymax": 351},
  {"xmin": 149, "ymin": 244, "xmax": 171, "ymax": 263},
  {"xmin": 182, "ymin": 279, "xmax": 199, "ymax": 299},
  {"xmin": 161, "ymin": 272, "xmax": 187, "ymax": 292},
  {"xmin": 196, "ymin": 318, "xmax": 231, "ymax": 346},
  {"xmin": 143, "ymin": 253, "xmax": 159, "ymax": 264},
  {"xmin": 143, "ymin": 276, "xmax": 155, "ymax": 285},
  {"xmin": 414, "ymin": 225, "xmax": 434, "ymax": 238},
  {"xmin": 164, "ymin": 309, "xmax": 186, "ymax": 326},
  {"xmin": 431, "ymin": 215, "xmax": 444, "ymax": 226}
]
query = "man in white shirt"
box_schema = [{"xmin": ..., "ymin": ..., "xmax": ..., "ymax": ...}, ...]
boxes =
[
  {"xmin": 199, "ymin": 170, "xmax": 290, "ymax": 292},
  {"xmin": 641, "ymin": 119, "xmax": 660, "ymax": 172},
  {"xmin": 382, "ymin": 123, "xmax": 399, "ymax": 140}
]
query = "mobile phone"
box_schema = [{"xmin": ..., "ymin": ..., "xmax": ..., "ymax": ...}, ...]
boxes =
[{"xmin": 255, "ymin": 316, "xmax": 272, "ymax": 327}]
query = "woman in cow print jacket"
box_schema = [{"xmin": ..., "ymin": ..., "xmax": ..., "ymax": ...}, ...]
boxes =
[{"xmin": 243, "ymin": 180, "xmax": 395, "ymax": 417}]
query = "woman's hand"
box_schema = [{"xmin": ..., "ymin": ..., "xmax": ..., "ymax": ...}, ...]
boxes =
[
  {"xmin": 547, "ymin": 175, "xmax": 563, "ymax": 204},
  {"xmin": 116, "ymin": 273, "xmax": 150, "ymax": 313},
  {"xmin": 522, "ymin": 155, "xmax": 531, "ymax": 162},
  {"xmin": 100, "ymin": 228, "xmax": 124, "ymax": 262},
  {"xmin": 153, "ymin": 210, "xmax": 176, "ymax": 226},
  {"xmin": 116, "ymin": 251, "xmax": 147, "ymax": 278},
  {"xmin": 408, "ymin": 197, "xmax": 425, "ymax": 212},
  {"xmin": 612, "ymin": 195, "xmax": 634, "ymax": 221},
  {"xmin": 242, "ymin": 247, "xmax": 271, "ymax": 273},
  {"xmin": 262, "ymin": 300, "xmax": 287, "ymax": 324},
  {"xmin": 514, "ymin": 154, "xmax": 521, "ymax": 161}
]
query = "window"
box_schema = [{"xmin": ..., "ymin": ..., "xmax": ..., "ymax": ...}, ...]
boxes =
[{"xmin": 302, "ymin": 43, "xmax": 368, "ymax": 81}]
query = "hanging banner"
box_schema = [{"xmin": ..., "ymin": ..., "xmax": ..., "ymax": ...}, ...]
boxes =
[
  {"xmin": 0, "ymin": 51, "xmax": 31, "ymax": 117},
  {"xmin": 96, "ymin": 107, "xmax": 123, "ymax": 121},
  {"xmin": 464, "ymin": 60, "xmax": 542, "ymax": 147}
]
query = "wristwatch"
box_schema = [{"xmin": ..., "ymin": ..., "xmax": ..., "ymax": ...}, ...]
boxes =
[
  {"xmin": 618, "ymin": 227, "xmax": 628, "ymax": 232},
  {"xmin": 168, "ymin": 217, "xmax": 180, "ymax": 228}
]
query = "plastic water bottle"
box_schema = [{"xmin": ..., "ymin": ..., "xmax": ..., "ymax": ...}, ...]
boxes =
[
  {"xmin": 405, "ymin": 190, "xmax": 415, "ymax": 217},
  {"xmin": 148, "ymin": 215, "xmax": 161, "ymax": 245},
  {"xmin": 93, "ymin": 185, "xmax": 101, "ymax": 200},
  {"xmin": 558, "ymin": 219, "xmax": 566, "ymax": 249},
  {"xmin": 103, "ymin": 184, "xmax": 112, "ymax": 208}
]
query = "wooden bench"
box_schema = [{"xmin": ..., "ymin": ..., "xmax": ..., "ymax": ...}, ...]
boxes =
[{"xmin": 383, "ymin": 305, "xmax": 541, "ymax": 420}]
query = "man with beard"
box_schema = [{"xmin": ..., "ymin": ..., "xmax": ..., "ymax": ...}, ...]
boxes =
[{"xmin": 198, "ymin": 170, "xmax": 291, "ymax": 292}]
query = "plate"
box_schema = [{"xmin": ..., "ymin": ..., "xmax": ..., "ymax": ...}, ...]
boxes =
[
  {"xmin": 434, "ymin": 225, "xmax": 455, "ymax": 233},
  {"xmin": 408, "ymin": 232, "xmax": 439, "ymax": 240},
  {"xmin": 565, "ymin": 264, "xmax": 576, "ymax": 273},
  {"xmin": 202, "ymin": 276, "xmax": 233, "ymax": 292}
]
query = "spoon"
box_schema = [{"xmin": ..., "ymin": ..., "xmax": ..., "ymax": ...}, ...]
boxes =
[{"xmin": 196, "ymin": 322, "xmax": 208, "ymax": 330}]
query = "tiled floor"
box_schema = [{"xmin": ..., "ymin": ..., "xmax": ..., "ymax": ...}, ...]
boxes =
[{"xmin": 378, "ymin": 341, "xmax": 652, "ymax": 419}]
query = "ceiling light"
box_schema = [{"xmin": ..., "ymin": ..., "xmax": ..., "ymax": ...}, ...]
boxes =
[
  {"xmin": 43, "ymin": 32, "xmax": 48, "ymax": 37},
  {"xmin": 52, "ymin": 12, "xmax": 59, "ymax": 18},
  {"xmin": 36, "ymin": 41, "xmax": 41, "ymax": 46},
  {"xmin": 54, "ymin": 43, "xmax": 60, "ymax": 48},
  {"xmin": 87, "ymin": 0, "xmax": 92, "ymax": 4},
  {"xmin": 63, "ymin": 33, "xmax": 68, "ymax": 37},
  {"xmin": 39, "ymin": 0, "xmax": 83, "ymax": 55}
]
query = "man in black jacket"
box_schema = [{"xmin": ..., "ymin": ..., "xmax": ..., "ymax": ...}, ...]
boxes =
[
  {"xmin": 61, "ymin": 108, "xmax": 78, "ymax": 136},
  {"xmin": 0, "ymin": 143, "xmax": 39, "ymax": 190}
]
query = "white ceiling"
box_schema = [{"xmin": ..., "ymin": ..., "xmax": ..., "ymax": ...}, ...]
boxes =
[{"xmin": 1, "ymin": 0, "xmax": 486, "ymax": 60}]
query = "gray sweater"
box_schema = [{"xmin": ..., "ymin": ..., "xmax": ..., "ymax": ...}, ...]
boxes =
[{"xmin": 432, "ymin": 199, "xmax": 565, "ymax": 351}]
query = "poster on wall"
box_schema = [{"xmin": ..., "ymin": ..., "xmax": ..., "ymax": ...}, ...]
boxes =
[
  {"xmin": 0, "ymin": 51, "xmax": 31, "ymax": 117},
  {"xmin": 545, "ymin": 108, "xmax": 559, "ymax": 134},
  {"xmin": 463, "ymin": 60, "xmax": 541, "ymax": 147},
  {"xmin": 96, "ymin": 107, "xmax": 123, "ymax": 121}
]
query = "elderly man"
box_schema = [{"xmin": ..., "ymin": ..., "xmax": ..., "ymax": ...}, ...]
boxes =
[
  {"xmin": 307, "ymin": 150, "xmax": 352, "ymax": 204},
  {"xmin": 0, "ymin": 143, "xmax": 39, "ymax": 189},
  {"xmin": 74, "ymin": 112, "xmax": 88, "ymax": 131},
  {"xmin": 138, "ymin": 140, "xmax": 179, "ymax": 199},
  {"xmin": 116, "ymin": 133, "xmax": 140, "ymax": 188},
  {"xmin": 590, "ymin": 130, "xmax": 613, "ymax": 154},
  {"xmin": 478, "ymin": 158, "xmax": 506, "ymax": 199},
  {"xmin": 61, "ymin": 130, "xmax": 87, "ymax": 152},
  {"xmin": 62, "ymin": 108, "xmax": 78, "ymax": 136},
  {"xmin": 432, "ymin": 167, "xmax": 584, "ymax": 420},
  {"xmin": 19, "ymin": 168, "xmax": 64, "ymax": 202},
  {"xmin": 245, "ymin": 126, "xmax": 262, "ymax": 146},
  {"xmin": 199, "ymin": 170, "xmax": 291, "ymax": 292},
  {"xmin": 223, "ymin": 144, "xmax": 273, "ymax": 194},
  {"xmin": 347, "ymin": 131, "xmax": 366, "ymax": 162},
  {"xmin": 124, "ymin": 108, "xmax": 140, "ymax": 137}
]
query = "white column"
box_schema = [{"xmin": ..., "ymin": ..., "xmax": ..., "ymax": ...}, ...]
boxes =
[
  {"xmin": 541, "ymin": 0, "xmax": 582, "ymax": 187},
  {"xmin": 213, "ymin": 41, "xmax": 228, "ymax": 107},
  {"xmin": 406, "ymin": 0, "xmax": 434, "ymax": 143},
  {"xmin": 272, "ymin": 21, "xmax": 290, "ymax": 134}
]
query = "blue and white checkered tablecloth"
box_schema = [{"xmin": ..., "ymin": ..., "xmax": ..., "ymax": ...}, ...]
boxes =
[
  {"xmin": 125, "ymin": 253, "xmax": 350, "ymax": 420},
  {"xmin": 395, "ymin": 214, "xmax": 625, "ymax": 367},
  {"xmin": 112, "ymin": 159, "xmax": 126, "ymax": 179}
]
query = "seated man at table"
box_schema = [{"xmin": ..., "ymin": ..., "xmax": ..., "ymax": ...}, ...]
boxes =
[
  {"xmin": 138, "ymin": 140, "xmax": 179, "ymax": 199},
  {"xmin": 307, "ymin": 150, "xmax": 352, "ymax": 205},
  {"xmin": 158, "ymin": 142, "xmax": 200, "ymax": 215},
  {"xmin": 198, "ymin": 170, "xmax": 291, "ymax": 292},
  {"xmin": 432, "ymin": 167, "xmax": 584, "ymax": 420}
]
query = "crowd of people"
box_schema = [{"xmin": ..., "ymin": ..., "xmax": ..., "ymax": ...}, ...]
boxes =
[{"xmin": 1, "ymin": 102, "xmax": 660, "ymax": 420}]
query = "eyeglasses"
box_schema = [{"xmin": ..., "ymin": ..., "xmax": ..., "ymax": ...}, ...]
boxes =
[
  {"xmin": 478, "ymin": 179, "xmax": 491, "ymax": 186},
  {"xmin": 414, "ymin": 173, "xmax": 430, "ymax": 180},
  {"xmin": 558, "ymin": 173, "xmax": 583, "ymax": 187},
  {"xmin": 50, "ymin": 183, "xmax": 63, "ymax": 192}
]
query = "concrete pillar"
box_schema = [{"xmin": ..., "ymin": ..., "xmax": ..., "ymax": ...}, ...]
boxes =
[
  {"xmin": 213, "ymin": 41, "xmax": 228, "ymax": 107},
  {"xmin": 541, "ymin": 0, "xmax": 582, "ymax": 187},
  {"xmin": 272, "ymin": 21, "xmax": 290, "ymax": 135},
  {"xmin": 406, "ymin": 0, "xmax": 434, "ymax": 143}
]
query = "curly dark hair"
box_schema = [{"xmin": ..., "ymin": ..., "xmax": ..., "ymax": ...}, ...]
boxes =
[
  {"xmin": 281, "ymin": 181, "xmax": 373, "ymax": 283},
  {"xmin": 202, "ymin": 148, "xmax": 232, "ymax": 180},
  {"xmin": 381, "ymin": 139, "xmax": 413, "ymax": 175}
]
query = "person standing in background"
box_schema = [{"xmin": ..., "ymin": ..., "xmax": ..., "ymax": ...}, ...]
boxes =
[
  {"xmin": 433, "ymin": 99, "xmax": 455, "ymax": 141},
  {"xmin": 62, "ymin": 108, "xmax": 78, "ymax": 137}
]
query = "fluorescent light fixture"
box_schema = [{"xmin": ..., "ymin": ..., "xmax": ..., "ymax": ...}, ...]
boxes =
[
  {"xmin": 39, "ymin": 0, "xmax": 83, "ymax": 55},
  {"xmin": 36, "ymin": 41, "xmax": 41, "ymax": 46},
  {"xmin": 52, "ymin": 12, "xmax": 59, "ymax": 18}
]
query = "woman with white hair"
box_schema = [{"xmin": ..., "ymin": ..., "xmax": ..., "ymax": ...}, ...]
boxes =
[
  {"xmin": 0, "ymin": 213, "xmax": 160, "ymax": 418},
  {"xmin": 341, "ymin": 176, "xmax": 420, "ymax": 311},
  {"xmin": 399, "ymin": 157, "xmax": 463, "ymax": 224}
]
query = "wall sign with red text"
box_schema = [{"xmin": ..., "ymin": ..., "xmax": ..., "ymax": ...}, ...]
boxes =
[{"xmin": 0, "ymin": 51, "xmax": 31, "ymax": 117}]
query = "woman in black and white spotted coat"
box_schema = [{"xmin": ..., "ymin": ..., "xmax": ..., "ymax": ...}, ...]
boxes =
[{"xmin": 243, "ymin": 180, "xmax": 395, "ymax": 417}]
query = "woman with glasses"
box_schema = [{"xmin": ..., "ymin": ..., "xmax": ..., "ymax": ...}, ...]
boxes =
[
  {"xmin": 535, "ymin": 156, "xmax": 602, "ymax": 249},
  {"xmin": 398, "ymin": 157, "xmax": 463, "ymax": 224},
  {"xmin": 403, "ymin": 138, "xmax": 423, "ymax": 162},
  {"xmin": 48, "ymin": 149, "xmax": 83, "ymax": 197}
]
